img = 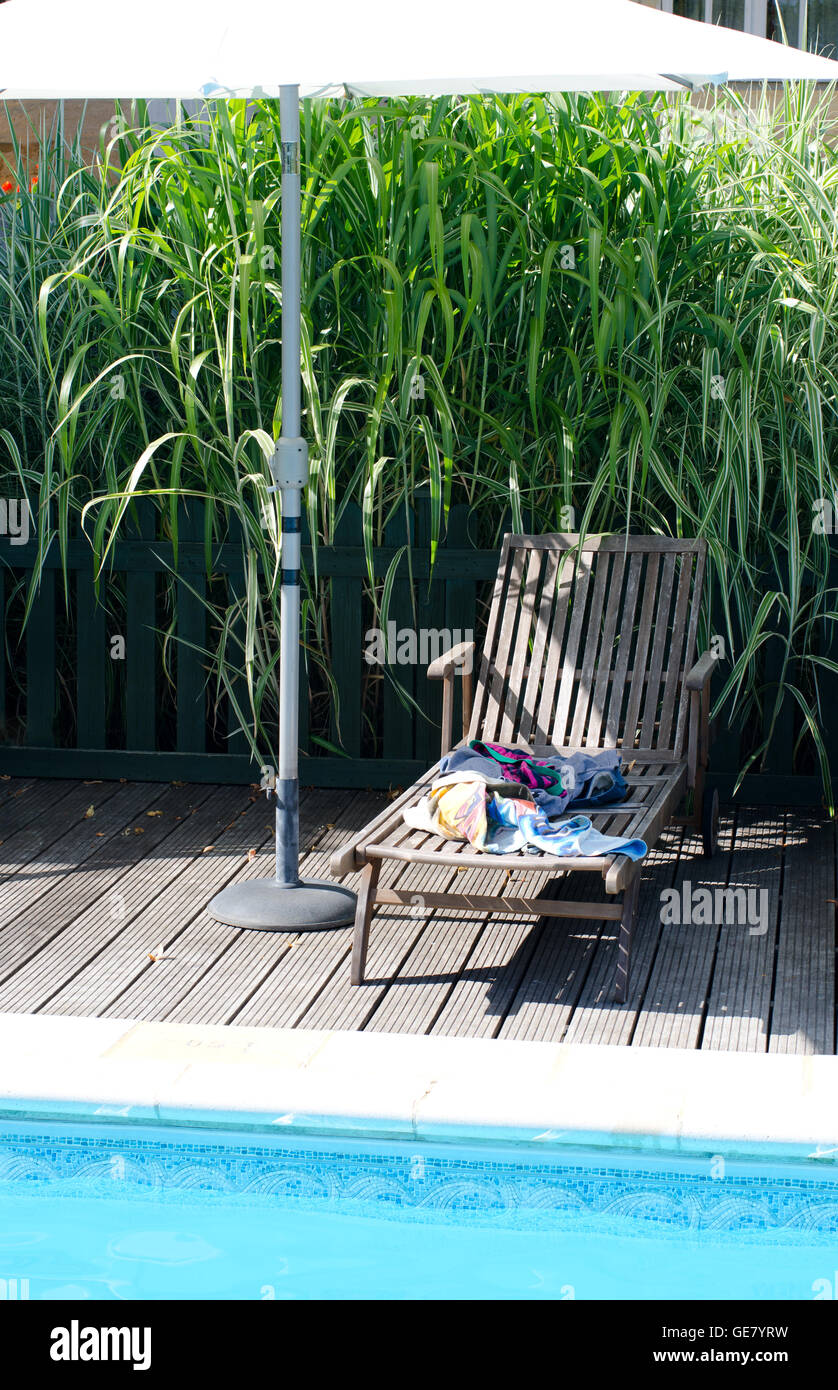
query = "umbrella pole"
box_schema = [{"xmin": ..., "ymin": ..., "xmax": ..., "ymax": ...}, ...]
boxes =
[
  {"xmin": 275, "ymin": 82, "xmax": 305, "ymax": 888},
  {"xmin": 207, "ymin": 84, "xmax": 356, "ymax": 932}
]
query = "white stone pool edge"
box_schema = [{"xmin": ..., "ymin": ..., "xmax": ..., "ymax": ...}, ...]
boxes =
[{"xmin": 0, "ymin": 1010, "xmax": 836, "ymax": 1160}]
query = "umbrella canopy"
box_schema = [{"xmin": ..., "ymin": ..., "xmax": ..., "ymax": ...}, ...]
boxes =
[{"xmin": 2, "ymin": 0, "xmax": 838, "ymax": 99}]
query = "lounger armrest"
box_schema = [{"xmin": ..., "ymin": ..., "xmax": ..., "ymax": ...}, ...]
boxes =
[
  {"xmin": 426, "ymin": 640, "xmax": 476, "ymax": 680},
  {"xmin": 685, "ymin": 650, "xmax": 719, "ymax": 692}
]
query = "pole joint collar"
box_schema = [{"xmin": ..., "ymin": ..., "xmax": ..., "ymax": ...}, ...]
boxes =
[{"xmin": 270, "ymin": 436, "xmax": 308, "ymax": 489}]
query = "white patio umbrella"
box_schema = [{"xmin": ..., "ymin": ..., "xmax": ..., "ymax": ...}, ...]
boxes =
[{"xmin": 3, "ymin": 0, "xmax": 838, "ymax": 930}]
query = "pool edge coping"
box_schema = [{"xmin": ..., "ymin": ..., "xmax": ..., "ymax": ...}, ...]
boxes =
[{"xmin": 0, "ymin": 1011, "xmax": 836, "ymax": 1160}]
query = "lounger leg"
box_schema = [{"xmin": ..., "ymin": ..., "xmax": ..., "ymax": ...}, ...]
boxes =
[
  {"xmin": 351, "ymin": 861, "xmax": 381, "ymax": 985},
  {"xmin": 613, "ymin": 870, "xmax": 641, "ymax": 1005}
]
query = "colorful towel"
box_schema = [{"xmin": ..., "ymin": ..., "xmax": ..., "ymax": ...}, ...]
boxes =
[{"xmin": 403, "ymin": 777, "xmax": 646, "ymax": 861}]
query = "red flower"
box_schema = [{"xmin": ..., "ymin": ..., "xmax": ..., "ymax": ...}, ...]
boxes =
[
  {"xmin": 1, "ymin": 179, "xmax": 16, "ymax": 193},
  {"xmin": 29, "ymin": 174, "xmax": 37, "ymax": 190}
]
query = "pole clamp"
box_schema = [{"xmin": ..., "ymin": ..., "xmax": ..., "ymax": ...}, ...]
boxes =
[{"xmin": 269, "ymin": 436, "xmax": 308, "ymax": 489}]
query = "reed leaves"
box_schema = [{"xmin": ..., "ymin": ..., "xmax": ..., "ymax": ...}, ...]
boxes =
[{"xmin": 3, "ymin": 87, "xmax": 838, "ymax": 795}]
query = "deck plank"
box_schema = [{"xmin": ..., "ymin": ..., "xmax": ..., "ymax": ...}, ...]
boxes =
[
  {"xmin": 769, "ymin": 812, "xmax": 835, "ymax": 1055},
  {"xmin": 496, "ymin": 870, "xmax": 609, "ymax": 1043},
  {"xmin": 562, "ymin": 829, "xmax": 685, "ymax": 1046},
  {"xmin": 700, "ymin": 808, "xmax": 783, "ymax": 1053},
  {"xmin": 627, "ymin": 814, "xmax": 735, "ymax": 1050}
]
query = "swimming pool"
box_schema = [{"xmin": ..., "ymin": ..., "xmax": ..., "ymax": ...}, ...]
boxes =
[{"xmin": 1, "ymin": 1119, "xmax": 837, "ymax": 1299}]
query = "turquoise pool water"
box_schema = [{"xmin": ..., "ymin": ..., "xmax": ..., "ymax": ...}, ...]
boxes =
[{"xmin": 0, "ymin": 1120, "xmax": 837, "ymax": 1299}]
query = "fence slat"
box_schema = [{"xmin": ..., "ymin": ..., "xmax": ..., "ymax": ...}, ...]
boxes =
[
  {"xmin": 76, "ymin": 570, "xmax": 106, "ymax": 748},
  {"xmin": 297, "ymin": 511, "xmax": 312, "ymax": 760},
  {"xmin": 176, "ymin": 500, "xmax": 207, "ymax": 755},
  {"xmin": 0, "ymin": 567, "xmax": 5, "ymax": 740},
  {"xmin": 25, "ymin": 568, "xmax": 55, "ymax": 746},
  {"xmin": 382, "ymin": 510, "xmax": 416, "ymax": 761},
  {"xmin": 222, "ymin": 515, "xmax": 249, "ymax": 757},
  {"xmin": 443, "ymin": 504, "xmax": 476, "ymax": 751},
  {"xmin": 126, "ymin": 500, "xmax": 157, "ymax": 751},
  {"xmin": 414, "ymin": 494, "xmax": 446, "ymax": 766},
  {"xmin": 329, "ymin": 504, "xmax": 363, "ymax": 758}
]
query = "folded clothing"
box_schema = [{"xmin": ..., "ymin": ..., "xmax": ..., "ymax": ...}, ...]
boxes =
[
  {"xmin": 536, "ymin": 748, "xmax": 628, "ymax": 809},
  {"xmin": 403, "ymin": 778, "xmax": 646, "ymax": 861},
  {"xmin": 437, "ymin": 742, "xmax": 630, "ymax": 817}
]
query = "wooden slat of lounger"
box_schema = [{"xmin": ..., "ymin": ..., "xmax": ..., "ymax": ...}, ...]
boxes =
[
  {"xmin": 89, "ymin": 788, "xmax": 346, "ymax": 1023},
  {"xmin": 475, "ymin": 540, "xmax": 523, "ymax": 743},
  {"xmin": 620, "ymin": 551, "xmax": 661, "ymax": 751},
  {"xmin": 499, "ymin": 547, "xmax": 544, "ymax": 745},
  {"xmin": 517, "ymin": 549, "xmax": 560, "ymax": 746},
  {"xmin": 700, "ymin": 808, "xmax": 782, "ymax": 1053},
  {"xmin": 531, "ymin": 743, "xmax": 681, "ymax": 762},
  {"xmin": 567, "ymin": 550, "xmax": 614, "ymax": 750},
  {"xmin": 550, "ymin": 551, "xmax": 593, "ymax": 749},
  {"xmin": 568, "ymin": 549, "xmax": 610, "ymax": 747},
  {"xmin": 0, "ymin": 784, "xmax": 254, "ymax": 1014},
  {"xmin": 533, "ymin": 550, "xmax": 575, "ymax": 743},
  {"xmin": 580, "ymin": 762, "xmax": 687, "ymax": 863},
  {"xmin": 507, "ymin": 534, "xmax": 705, "ymax": 553},
  {"xmin": 603, "ymin": 552, "xmax": 643, "ymax": 746},
  {"xmin": 769, "ymin": 812, "xmax": 834, "ymax": 1055},
  {"xmin": 562, "ymin": 831, "xmax": 685, "ymax": 1045},
  {"xmin": 585, "ymin": 550, "xmax": 626, "ymax": 748},
  {"xmin": 639, "ymin": 551, "xmax": 676, "ymax": 749},
  {"xmin": 657, "ymin": 552, "xmax": 694, "ymax": 751},
  {"xmin": 630, "ymin": 816, "xmax": 733, "ymax": 1049},
  {"xmin": 467, "ymin": 536, "xmax": 512, "ymax": 740},
  {"xmin": 366, "ymin": 839, "xmax": 618, "ymax": 873},
  {"xmin": 672, "ymin": 543, "xmax": 706, "ymax": 758}
]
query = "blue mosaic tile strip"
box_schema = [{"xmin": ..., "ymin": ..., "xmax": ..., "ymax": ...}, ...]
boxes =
[{"xmin": 2, "ymin": 1130, "xmax": 838, "ymax": 1240}]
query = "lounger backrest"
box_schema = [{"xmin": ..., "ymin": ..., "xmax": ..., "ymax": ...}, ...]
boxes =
[{"xmin": 468, "ymin": 534, "xmax": 707, "ymax": 758}]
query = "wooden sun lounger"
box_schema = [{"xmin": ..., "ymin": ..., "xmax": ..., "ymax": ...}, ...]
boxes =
[{"xmin": 330, "ymin": 533, "xmax": 719, "ymax": 1002}]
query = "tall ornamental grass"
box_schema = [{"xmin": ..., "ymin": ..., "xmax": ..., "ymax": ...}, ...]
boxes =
[{"xmin": 3, "ymin": 88, "xmax": 838, "ymax": 796}]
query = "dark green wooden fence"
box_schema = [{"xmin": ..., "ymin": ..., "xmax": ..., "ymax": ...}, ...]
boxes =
[
  {"xmin": 0, "ymin": 503, "xmax": 832, "ymax": 804},
  {"xmin": 0, "ymin": 501, "xmax": 496, "ymax": 789}
]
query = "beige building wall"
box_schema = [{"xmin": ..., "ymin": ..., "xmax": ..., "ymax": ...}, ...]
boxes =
[{"xmin": 1, "ymin": 99, "xmax": 119, "ymax": 175}]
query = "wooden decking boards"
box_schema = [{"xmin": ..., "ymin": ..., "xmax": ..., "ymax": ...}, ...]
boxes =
[{"xmin": 0, "ymin": 777, "xmax": 835, "ymax": 1054}]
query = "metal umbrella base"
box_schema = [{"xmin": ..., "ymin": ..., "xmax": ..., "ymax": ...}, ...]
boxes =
[{"xmin": 208, "ymin": 877, "xmax": 357, "ymax": 931}]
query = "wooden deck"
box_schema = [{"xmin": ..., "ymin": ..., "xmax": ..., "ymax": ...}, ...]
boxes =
[{"xmin": 0, "ymin": 776, "xmax": 834, "ymax": 1053}]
